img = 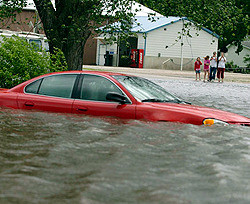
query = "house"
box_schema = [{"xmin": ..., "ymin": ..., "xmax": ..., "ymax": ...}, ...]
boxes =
[
  {"xmin": 227, "ymin": 37, "xmax": 250, "ymax": 67},
  {"xmin": 96, "ymin": 15, "xmax": 219, "ymax": 70}
]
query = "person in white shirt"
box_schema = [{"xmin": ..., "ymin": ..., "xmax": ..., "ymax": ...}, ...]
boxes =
[
  {"xmin": 209, "ymin": 52, "xmax": 217, "ymax": 81},
  {"xmin": 217, "ymin": 52, "xmax": 226, "ymax": 82}
]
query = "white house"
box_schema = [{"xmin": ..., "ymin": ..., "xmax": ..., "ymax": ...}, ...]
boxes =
[
  {"xmin": 96, "ymin": 15, "xmax": 219, "ymax": 70},
  {"xmin": 227, "ymin": 37, "xmax": 250, "ymax": 67}
]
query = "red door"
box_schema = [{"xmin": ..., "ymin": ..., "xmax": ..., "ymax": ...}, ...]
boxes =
[
  {"xmin": 72, "ymin": 100, "xmax": 136, "ymax": 119},
  {"xmin": 17, "ymin": 94, "xmax": 74, "ymax": 113},
  {"xmin": 17, "ymin": 73, "xmax": 78, "ymax": 113},
  {"xmin": 72, "ymin": 74, "xmax": 136, "ymax": 119}
]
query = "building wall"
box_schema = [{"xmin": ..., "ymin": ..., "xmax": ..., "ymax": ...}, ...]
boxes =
[
  {"xmin": 144, "ymin": 56, "xmax": 195, "ymax": 70},
  {"xmin": 83, "ymin": 35, "xmax": 98, "ymax": 65},
  {"xmin": 0, "ymin": 10, "xmax": 44, "ymax": 34},
  {"xmin": 227, "ymin": 45, "xmax": 250, "ymax": 67},
  {"xmin": 138, "ymin": 34, "xmax": 146, "ymax": 50},
  {"xmin": 142, "ymin": 20, "xmax": 218, "ymax": 70},
  {"xmin": 95, "ymin": 21, "xmax": 219, "ymax": 70}
]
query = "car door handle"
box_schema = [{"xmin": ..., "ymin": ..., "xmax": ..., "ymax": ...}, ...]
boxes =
[
  {"xmin": 24, "ymin": 102, "xmax": 34, "ymax": 107},
  {"xmin": 76, "ymin": 107, "xmax": 88, "ymax": 112}
]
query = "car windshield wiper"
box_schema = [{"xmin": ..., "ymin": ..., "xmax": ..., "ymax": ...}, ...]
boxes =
[
  {"xmin": 142, "ymin": 98, "xmax": 191, "ymax": 104},
  {"xmin": 141, "ymin": 98, "xmax": 166, "ymax": 102},
  {"xmin": 167, "ymin": 99, "xmax": 192, "ymax": 104}
]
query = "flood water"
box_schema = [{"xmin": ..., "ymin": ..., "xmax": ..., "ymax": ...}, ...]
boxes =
[{"xmin": 0, "ymin": 78, "xmax": 250, "ymax": 204}]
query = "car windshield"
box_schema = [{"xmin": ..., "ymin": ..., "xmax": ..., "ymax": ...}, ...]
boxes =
[{"xmin": 112, "ymin": 75, "xmax": 184, "ymax": 103}]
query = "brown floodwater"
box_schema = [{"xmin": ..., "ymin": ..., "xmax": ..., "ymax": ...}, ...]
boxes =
[{"xmin": 0, "ymin": 78, "xmax": 249, "ymax": 203}]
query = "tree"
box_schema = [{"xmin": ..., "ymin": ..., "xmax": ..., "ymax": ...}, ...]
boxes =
[
  {"xmin": 36, "ymin": 0, "xmax": 138, "ymax": 70},
  {"xmin": 136, "ymin": 0, "xmax": 249, "ymax": 53},
  {"xmin": 1, "ymin": 0, "xmax": 135, "ymax": 70}
]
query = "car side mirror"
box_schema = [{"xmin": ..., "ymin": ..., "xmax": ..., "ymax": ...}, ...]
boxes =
[{"xmin": 106, "ymin": 92, "xmax": 128, "ymax": 104}]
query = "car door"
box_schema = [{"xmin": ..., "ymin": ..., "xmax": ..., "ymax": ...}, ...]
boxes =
[
  {"xmin": 72, "ymin": 74, "xmax": 136, "ymax": 119},
  {"xmin": 17, "ymin": 74, "xmax": 78, "ymax": 113}
]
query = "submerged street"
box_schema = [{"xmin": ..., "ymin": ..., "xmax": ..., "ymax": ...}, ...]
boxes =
[{"xmin": 0, "ymin": 74, "xmax": 250, "ymax": 203}]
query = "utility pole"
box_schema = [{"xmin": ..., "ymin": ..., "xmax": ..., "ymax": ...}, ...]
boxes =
[{"xmin": 180, "ymin": 18, "xmax": 184, "ymax": 71}]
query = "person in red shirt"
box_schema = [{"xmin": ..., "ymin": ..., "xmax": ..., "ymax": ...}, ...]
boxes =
[{"xmin": 194, "ymin": 57, "xmax": 202, "ymax": 81}]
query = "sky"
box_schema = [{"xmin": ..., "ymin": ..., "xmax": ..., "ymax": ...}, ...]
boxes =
[{"xmin": 23, "ymin": 0, "xmax": 163, "ymax": 17}]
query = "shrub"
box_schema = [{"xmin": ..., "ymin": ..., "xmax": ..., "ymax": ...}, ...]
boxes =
[
  {"xmin": 0, "ymin": 36, "xmax": 67, "ymax": 88},
  {"xmin": 243, "ymin": 54, "xmax": 250, "ymax": 68},
  {"xmin": 226, "ymin": 60, "xmax": 239, "ymax": 69},
  {"xmin": 226, "ymin": 60, "xmax": 249, "ymax": 74}
]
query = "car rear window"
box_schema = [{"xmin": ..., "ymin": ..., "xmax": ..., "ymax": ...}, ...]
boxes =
[
  {"xmin": 38, "ymin": 74, "xmax": 77, "ymax": 98},
  {"xmin": 25, "ymin": 79, "xmax": 42, "ymax": 94}
]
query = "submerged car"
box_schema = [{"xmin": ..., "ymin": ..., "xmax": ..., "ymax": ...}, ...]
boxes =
[{"xmin": 0, "ymin": 71, "xmax": 249, "ymax": 126}]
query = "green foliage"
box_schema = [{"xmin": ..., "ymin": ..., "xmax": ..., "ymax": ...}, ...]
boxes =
[
  {"xmin": 226, "ymin": 60, "xmax": 249, "ymax": 74},
  {"xmin": 119, "ymin": 55, "xmax": 131, "ymax": 67},
  {"xmin": 243, "ymin": 54, "xmax": 250, "ymax": 68},
  {"xmin": 0, "ymin": 0, "xmax": 25, "ymax": 19},
  {"xmin": 49, "ymin": 47, "xmax": 68, "ymax": 72},
  {"xmin": 226, "ymin": 61, "xmax": 239, "ymax": 69},
  {"xmin": 0, "ymin": 36, "xmax": 67, "ymax": 88},
  {"xmin": 136, "ymin": 0, "xmax": 249, "ymax": 52},
  {"xmin": 0, "ymin": 0, "xmax": 26, "ymax": 28}
]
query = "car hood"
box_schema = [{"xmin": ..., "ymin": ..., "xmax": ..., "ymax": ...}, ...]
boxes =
[{"xmin": 146, "ymin": 102, "xmax": 250, "ymax": 124}]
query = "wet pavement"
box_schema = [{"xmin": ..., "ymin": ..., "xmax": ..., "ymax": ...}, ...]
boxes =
[{"xmin": 83, "ymin": 65, "xmax": 250, "ymax": 84}]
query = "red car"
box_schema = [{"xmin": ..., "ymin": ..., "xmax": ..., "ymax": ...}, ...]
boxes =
[{"xmin": 0, "ymin": 71, "xmax": 249, "ymax": 126}]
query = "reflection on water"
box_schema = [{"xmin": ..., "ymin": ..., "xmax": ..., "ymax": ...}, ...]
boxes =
[{"xmin": 0, "ymin": 79, "xmax": 250, "ymax": 203}]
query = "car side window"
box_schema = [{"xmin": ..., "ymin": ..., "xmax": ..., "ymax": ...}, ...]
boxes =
[
  {"xmin": 25, "ymin": 79, "xmax": 42, "ymax": 94},
  {"xmin": 80, "ymin": 75, "xmax": 123, "ymax": 101},
  {"xmin": 38, "ymin": 74, "xmax": 77, "ymax": 98}
]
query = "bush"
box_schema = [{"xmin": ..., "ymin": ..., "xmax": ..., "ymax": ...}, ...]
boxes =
[
  {"xmin": 0, "ymin": 36, "xmax": 67, "ymax": 88},
  {"xmin": 243, "ymin": 54, "xmax": 250, "ymax": 68},
  {"xmin": 119, "ymin": 55, "xmax": 130, "ymax": 67},
  {"xmin": 226, "ymin": 60, "xmax": 249, "ymax": 74},
  {"xmin": 226, "ymin": 60, "xmax": 239, "ymax": 69}
]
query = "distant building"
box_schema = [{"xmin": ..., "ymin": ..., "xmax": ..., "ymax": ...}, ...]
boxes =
[
  {"xmin": 227, "ymin": 37, "xmax": 250, "ymax": 67},
  {"xmin": 97, "ymin": 16, "xmax": 219, "ymax": 70}
]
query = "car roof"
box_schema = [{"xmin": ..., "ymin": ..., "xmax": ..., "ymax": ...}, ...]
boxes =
[
  {"xmin": 8, "ymin": 70, "xmax": 133, "ymax": 93},
  {"xmin": 48, "ymin": 70, "xmax": 128, "ymax": 77}
]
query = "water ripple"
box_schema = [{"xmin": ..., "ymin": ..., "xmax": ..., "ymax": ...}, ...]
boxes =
[{"xmin": 0, "ymin": 78, "xmax": 250, "ymax": 203}]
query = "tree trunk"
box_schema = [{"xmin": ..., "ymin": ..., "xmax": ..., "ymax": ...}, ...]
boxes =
[
  {"xmin": 33, "ymin": 0, "xmax": 92, "ymax": 71},
  {"xmin": 63, "ymin": 30, "xmax": 91, "ymax": 70}
]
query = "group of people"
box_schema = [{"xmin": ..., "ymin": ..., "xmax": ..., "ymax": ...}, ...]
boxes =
[{"xmin": 194, "ymin": 52, "xmax": 227, "ymax": 82}]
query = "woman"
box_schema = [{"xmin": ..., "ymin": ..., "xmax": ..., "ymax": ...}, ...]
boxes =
[
  {"xmin": 209, "ymin": 52, "xmax": 217, "ymax": 81},
  {"xmin": 217, "ymin": 52, "xmax": 226, "ymax": 82},
  {"xmin": 203, "ymin": 56, "xmax": 210, "ymax": 82}
]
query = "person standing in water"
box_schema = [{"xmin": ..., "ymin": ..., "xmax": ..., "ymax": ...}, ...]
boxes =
[
  {"xmin": 217, "ymin": 52, "xmax": 227, "ymax": 82},
  {"xmin": 209, "ymin": 52, "xmax": 217, "ymax": 81}
]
